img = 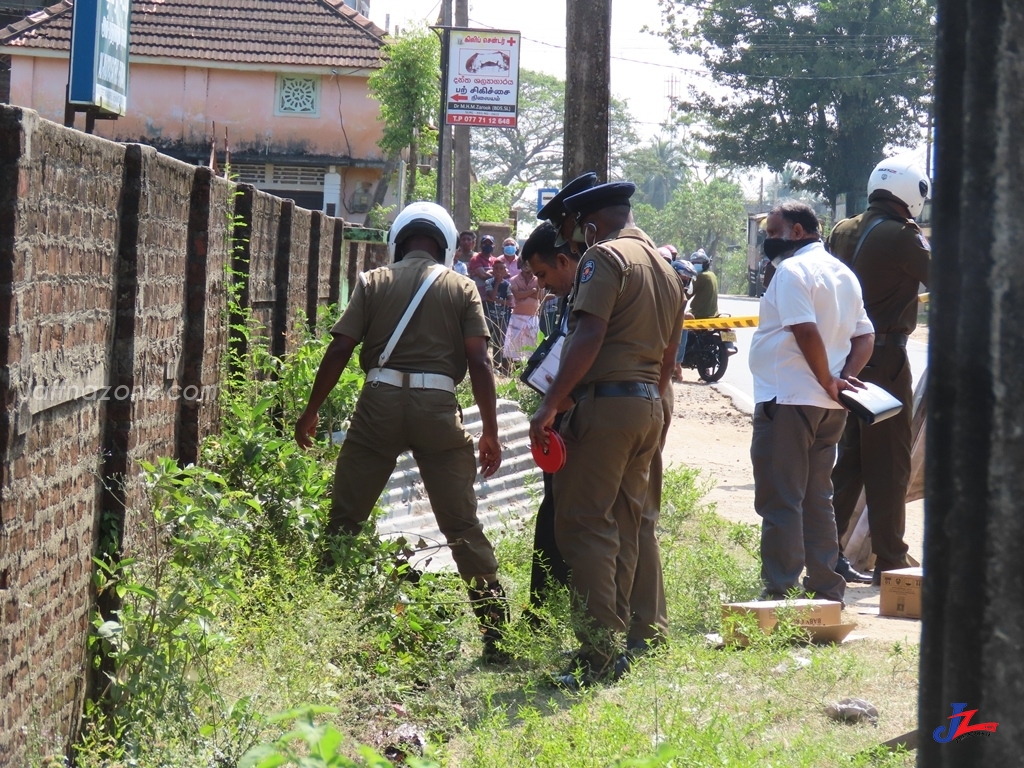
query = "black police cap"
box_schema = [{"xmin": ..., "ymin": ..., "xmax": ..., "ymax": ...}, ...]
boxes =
[
  {"xmin": 563, "ymin": 181, "xmax": 637, "ymax": 219},
  {"xmin": 537, "ymin": 172, "xmax": 598, "ymax": 225}
]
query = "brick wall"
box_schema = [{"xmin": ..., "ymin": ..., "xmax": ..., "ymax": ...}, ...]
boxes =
[
  {"xmin": 0, "ymin": 107, "xmax": 123, "ymax": 761},
  {"xmin": 0, "ymin": 106, "xmax": 356, "ymax": 764}
]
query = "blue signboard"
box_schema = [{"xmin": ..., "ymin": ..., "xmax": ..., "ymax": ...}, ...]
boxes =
[
  {"xmin": 537, "ymin": 187, "xmax": 558, "ymax": 215},
  {"xmin": 68, "ymin": 0, "xmax": 131, "ymax": 115}
]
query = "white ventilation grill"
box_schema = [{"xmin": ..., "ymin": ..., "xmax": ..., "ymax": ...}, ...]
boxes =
[
  {"xmin": 276, "ymin": 75, "xmax": 320, "ymax": 116},
  {"xmin": 230, "ymin": 163, "xmax": 266, "ymax": 185},
  {"xmin": 227, "ymin": 164, "xmax": 327, "ymax": 191},
  {"xmin": 272, "ymin": 165, "xmax": 326, "ymax": 188}
]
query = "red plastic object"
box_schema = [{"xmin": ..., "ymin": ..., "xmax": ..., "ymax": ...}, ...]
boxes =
[{"xmin": 532, "ymin": 427, "xmax": 567, "ymax": 473}]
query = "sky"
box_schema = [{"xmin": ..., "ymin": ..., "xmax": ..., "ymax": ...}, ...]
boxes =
[{"xmin": 367, "ymin": 0, "xmax": 709, "ymax": 144}]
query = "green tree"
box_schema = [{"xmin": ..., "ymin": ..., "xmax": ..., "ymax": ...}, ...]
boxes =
[
  {"xmin": 410, "ymin": 170, "xmax": 523, "ymax": 229},
  {"xmin": 657, "ymin": 0, "xmax": 934, "ymax": 210},
  {"xmin": 633, "ymin": 176, "xmax": 747, "ymax": 291},
  {"xmin": 620, "ymin": 135, "xmax": 692, "ymax": 210},
  {"xmin": 470, "ymin": 69, "xmax": 638, "ymax": 204},
  {"xmin": 367, "ymin": 27, "xmax": 440, "ymax": 211}
]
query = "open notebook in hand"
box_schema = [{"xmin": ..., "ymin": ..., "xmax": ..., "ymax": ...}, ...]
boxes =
[
  {"xmin": 839, "ymin": 381, "xmax": 902, "ymax": 424},
  {"xmin": 521, "ymin": 334, "xmax": 565, "ymax": 395}
]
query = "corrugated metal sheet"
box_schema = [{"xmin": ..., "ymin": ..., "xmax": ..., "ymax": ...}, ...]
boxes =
[{"xmin": 334, "ymin": 398, "xmax": 541, "ymax": 572}]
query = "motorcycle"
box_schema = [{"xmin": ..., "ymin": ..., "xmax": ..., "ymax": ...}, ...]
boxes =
[{"xmin": 680, "ymin": 319, "xmax": 739, "ymax": 383}]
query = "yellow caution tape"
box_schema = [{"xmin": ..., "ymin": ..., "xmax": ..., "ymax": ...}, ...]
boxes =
[{"xmin": 683, "ymin": 315, "xmax": 760, "ymax": 330}]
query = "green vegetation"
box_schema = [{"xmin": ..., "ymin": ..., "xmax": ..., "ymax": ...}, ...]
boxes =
[
  {"xmin": 410, "ymin": 169, "xmax": 525, "ymax": 230},
  {"xmin": 367, "ymin": 26, "xmax": 441, "ymax": 208},
  {"xmin": 656, "ymin": 0, "xmax": 934, "ymax": 208},
  {"xmin": 67, "ymin": 313, "xmax": 917, "ymax": 768},
  {"xmin": 470, "ymin": 68, "xmax": 638, "ymax": 212}
]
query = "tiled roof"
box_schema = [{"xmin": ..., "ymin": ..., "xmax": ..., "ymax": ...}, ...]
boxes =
[{"xmin": 0, "ymin": 0, "xmax": 385, "ymax": 69}]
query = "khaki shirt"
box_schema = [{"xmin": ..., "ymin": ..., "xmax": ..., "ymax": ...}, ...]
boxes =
[
  {"xmin": 567, "ymin": 227, "xmax": 685, "ymax": 385},
  {"xmin": 827, "ymin": 200, "xmax": 930, "ymax": 335},
  {"xmin": 331, "ymin": 251, "xmax": 489, "ymax": 382}
]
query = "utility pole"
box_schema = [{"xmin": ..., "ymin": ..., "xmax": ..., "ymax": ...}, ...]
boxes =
[
  {"xmin": 435, "ymin": 0, "xmax": 453, "ymax": 209},
  {"xmin": 453, "ymin": 0, "xmax": 471, "ymax": 230},
  {"xmin": 563, "ymin": 0, "xmax": 611, "ymax": 182}
]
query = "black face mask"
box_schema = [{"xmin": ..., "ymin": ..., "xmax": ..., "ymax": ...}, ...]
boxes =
[
  {"xmin": 481, "ymin": 242, "xmax": 494, "ymax": 254},
  {"xmin": 762, "ymin": 237, "xmax": 816, "ymax": 263}
]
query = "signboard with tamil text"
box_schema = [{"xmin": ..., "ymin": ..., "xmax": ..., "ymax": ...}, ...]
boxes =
[
  {"xmin": 444, "ymin": 28, "xmax": 520, "ymax": 128},
  {"xmin": 68, "ymin": 0, "xmax": 132, "ymax": 115}
]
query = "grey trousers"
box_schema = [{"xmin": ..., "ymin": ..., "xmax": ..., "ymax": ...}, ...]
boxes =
[{"xmin": 751, "ymin": 400, "xmax": 848, "ymax": 603}]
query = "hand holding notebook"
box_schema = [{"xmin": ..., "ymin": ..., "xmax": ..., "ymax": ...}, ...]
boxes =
[{"xmin": 838, "ymin": 381, "xmax": 903, "ymax": 424}]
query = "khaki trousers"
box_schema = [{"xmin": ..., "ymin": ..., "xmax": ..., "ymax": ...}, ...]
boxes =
[
  {"xmin": 628, "ymin": 447, "xmax": 668, "ymax": 642},
  {"xmin": 831, "ymin": 345, "xmax": 914, "ymax": 570},
  {"xmin": 329, "ymin": 383, "xmax": 499, "ymax": 582},
  {"xmin": 553, "ymin": 392, "xmax": 663, "ymax": 656}
]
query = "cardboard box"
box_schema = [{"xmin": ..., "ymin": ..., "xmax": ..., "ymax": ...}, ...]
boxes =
[
  {"xmin": 721, "ymin": 599, "xmax": 855, "ymax": 645},
  {"xmin": 879, "ymin": 567, "xmax": 923, "ymax": 619}
]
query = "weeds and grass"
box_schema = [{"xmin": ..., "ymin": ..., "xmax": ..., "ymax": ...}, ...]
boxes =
[{"xmin": 68, "ymin": 309, "xmax": 918, "ymax": 768}]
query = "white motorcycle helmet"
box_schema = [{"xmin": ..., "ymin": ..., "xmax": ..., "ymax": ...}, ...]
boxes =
[
  {"xmin": 387, "ymin": 201, "xmax": 458, "ymax": 268},
  {"xmin": 867, "ymin": 158, "xmax": 930, "ymax": 219}
]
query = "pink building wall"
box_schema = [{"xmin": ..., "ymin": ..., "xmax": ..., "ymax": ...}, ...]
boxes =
[{"xmin": 8, "ymin": 55, "xmax": 386, "ymax": 161}]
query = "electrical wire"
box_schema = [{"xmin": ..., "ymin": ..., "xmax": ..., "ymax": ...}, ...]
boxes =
[{"xmin": 469, "ymin": 17, "xmax": 931, "ymax": 82}]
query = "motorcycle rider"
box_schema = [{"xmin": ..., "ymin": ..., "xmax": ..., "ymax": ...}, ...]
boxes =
[{"xmin": 689, "ymin": 250, "xmax": 719, "ymax": 320}]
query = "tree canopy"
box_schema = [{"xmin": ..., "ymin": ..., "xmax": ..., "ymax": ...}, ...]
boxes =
[
  {"xmin": 657, "ymin": 0, "xmax": 935, "ymax": 208},
  {"xmin": 619, "ymin": 135, "xmax": 693, "ymax": 210},
  {"xmin": 367, "ymin": 28, "xmax": 439, "ymax": 158},
  {"xmin": 471, "ymin": 69, "xmax": 638, "ymax": 201},
  {"xmin": 367, "ymin": 27, "xmax": 440, "ymax": 209}
]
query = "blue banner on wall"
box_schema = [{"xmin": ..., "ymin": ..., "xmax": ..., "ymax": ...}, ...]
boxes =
[{"xmin": 68, "ymin": 0, "xmax": 131, "ymax": 115}]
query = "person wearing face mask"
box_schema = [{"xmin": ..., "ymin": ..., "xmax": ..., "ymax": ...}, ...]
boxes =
[
  {"xmin": 538, "ymin": 171, "xmax": 598, "ymax": 260},
  {"xmin": 518, "ymin": 176, "xmax": 596, "ymax": 626},
  {"xmin": 827, "ymin": 159, "xmax": 931, "ymax": 586},
  {"xmin": 670, "ymin": 259, "xmax": 697, "ymax": 381},
  {"xmin": 748, "ymin": 200, "xmax": 875, "ymax": 607},
  {"xmin": 528, "ymin": 182, "xmax": 685, "ymax": 687},
  {"xmin": 500, "ymin": 238, "xmax": 521, "ymax": 278}
]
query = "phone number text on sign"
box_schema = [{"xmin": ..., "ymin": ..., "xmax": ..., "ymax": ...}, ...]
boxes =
[{"xmin": 446, "ymin": 115, "xmax": 518, "ymax": 126}]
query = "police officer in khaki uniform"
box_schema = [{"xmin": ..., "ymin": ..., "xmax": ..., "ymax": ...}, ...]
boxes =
[
  {"xmin": 295, "ymin": 201, "xmax": 509, "ymax": 662},
  {"xmin": 827, "ymin": 158, "xmax": 931, "ymax": 584},
  {"xmin": 522, "ymin": 172, "xmax": 597, "ymax": 619},
  {"xmin": 529, "ymin": 182, "xmax": 685, "ymax": 686}
]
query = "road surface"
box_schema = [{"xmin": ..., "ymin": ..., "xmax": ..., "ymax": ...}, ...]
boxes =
[{"xmin": 712, "ymin": 295, "xmax": 929, "ymax": 414}]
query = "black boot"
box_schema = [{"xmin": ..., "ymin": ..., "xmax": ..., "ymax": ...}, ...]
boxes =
[
  {"xmin": 836, "ymin": 554, "xmax": 873, "ymax": 584},
  {"xmin": 468, "ymin": 581, "xmax": 511, "ymax": 664}
]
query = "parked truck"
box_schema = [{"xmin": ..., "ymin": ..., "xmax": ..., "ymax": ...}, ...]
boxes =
[{"xmin": 746, "ymin": 212, "xmax": 768, "ymax": 297}]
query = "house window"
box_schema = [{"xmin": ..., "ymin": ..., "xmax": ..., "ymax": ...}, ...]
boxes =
[{"xmin": 276, "ymin": 76, "xmax": 320, "ymax": 117}]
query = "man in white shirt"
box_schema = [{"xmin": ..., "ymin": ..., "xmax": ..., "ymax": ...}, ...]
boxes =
[{"xmin": 749, "ymin": 201, "xmax": 875, "ymax": 604}]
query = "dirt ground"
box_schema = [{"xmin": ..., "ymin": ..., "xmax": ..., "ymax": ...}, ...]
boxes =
[{"xmin": 661, "ymin": 349, "xmax": 925, "ymax": 647}]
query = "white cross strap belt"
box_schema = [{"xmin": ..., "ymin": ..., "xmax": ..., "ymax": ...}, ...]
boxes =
[
  {"xmin": 377, "ymin": 263, "xmax": 446, "ymax": 369},
  {"xmin": 366, "ymin": 264, "xmax": 454, "ymax": 393},
  {"xmin": 366, "ymin": 367, "xmax": 456, "ymax": 393}
]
